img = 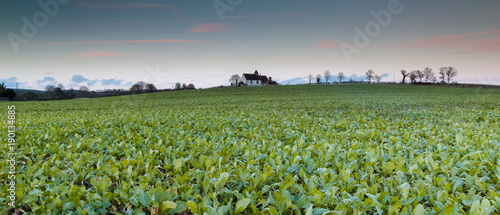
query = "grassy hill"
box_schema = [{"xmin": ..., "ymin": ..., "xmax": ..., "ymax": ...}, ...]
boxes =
[{"xmin": 2, "ymin": 84, "xmax": 500, "ymax": 214}]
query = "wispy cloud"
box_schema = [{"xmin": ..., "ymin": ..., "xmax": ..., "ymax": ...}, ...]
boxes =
[
  {"xmin": 51, "ymin": 39, "xmax": 209, "ymax": 45},
  {"xmin": 405, "ymin": 29, "xmax": 500, "ymax": 54},
  {"xmin": 188, "ymin": 23, "xmax": 236, "ymax": 33},
  {"xmin": 75, "ymin": 1, "xmax": 182, "ymax": 14},
  {"xmin": 225, "ymin": 13, "xmax": 305, "ymax": 19},
  {"xmin": 319, "ymin": 40, "xmax": 342, "ymax": 49},
  {"xmin": 78, "ymin": 51, "xmax": 122, "ymax": 57},
  {"xmin": 119, "ymin": 39, "xmax": 206, "ymax": 43},
  {"xmin": 49, "ymin": 40, "xmax": 115, "ymax": 45}
]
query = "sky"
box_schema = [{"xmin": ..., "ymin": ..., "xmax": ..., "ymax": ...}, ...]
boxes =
[{"xmin": 1, "ymin": 0, "xmax": 500, "ymax": 90}]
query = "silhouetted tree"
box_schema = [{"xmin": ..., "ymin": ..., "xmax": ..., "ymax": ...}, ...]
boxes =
[
  {"xmin": 417, "ymin": 70, "xmax": 425, "ymax": 82},
  {"xmin": 175, "ymin": 82, "xmax": 182, "ymax": 90},
  {"xmin": 324, "ymin": 70, "xmax": 331, "ymax": 84},
  {"xmin": 338, "ymin": 72, "xmax": 345, "ymax": 83},
  {"xmin": 316, "ymin": 74, "xmax": 321, "ymax": 84},
  {"xmin": 230, "ymin": 74, "xmax": 240, "ymax": 86},
  {"xmin": 401, "ymin": 70, "xmax": 409, "ymax": 84},
  {"xmin": 423, "ymin": 67, "xmax": 435, "ymax": 83},
  {"xmin": 439, "ymin": 67, "xmax": 447, "ymax": 83},
  {"xmin": 182, "ymin": 83, "xmax": 187, "ymax": 89},
  {"xmin": 130, "ymin": 84, "xmax": 143, "ymax": 94},
  {"xmin": 366, "ymin": 70, "xmax": 375, "ymax": 83},
  {"xmin": 375, "ymin": 75, "xmax": 382, "ymax": 83},
  {"xmin": 187, "ymin": 83, "xmax": 195, "ymax": 89},
  {"xmin": 446, "ymin": 66, "xmax": 458, "ymax": 83},
  {"xmin": 146, "ymin": 83, "xmax": 157, "ymax": 92},
  {"xmin": 410, "ymin": 71, "xmax": 417, "ymax": 84}
]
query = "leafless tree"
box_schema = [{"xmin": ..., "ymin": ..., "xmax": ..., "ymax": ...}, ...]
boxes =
[
  {"xmin": 415, "ymin": 70, "xmax": 424, "ymax": 82},
  {"xmin": 401, "ymin": 70, "xmax": 409, "ymax": 84},
  {"xmin": 375, "ymin": 75, "xmax": 382, "ymax": 83},
  {"xmin": 365, "ymin": 70, "xmax": 375, "ymax": 83},
  {"xmin": 308, "ymin": 74, "xmax": 313, "ymax": 84},
  {"xmin": 410, "ymin": 71, "xmax": 417, "ymax": 84},
  {"xmin": 446, "ymin": 66, "xmax": 458, "ymax": 83},
  {"xmin": 439, "ymin": 67, "xmax": 447, "ymax": 83},
  {"xmin": 338, "ymin": 72, "xmax": 345, "ymax": 83},
  {"xmin": 324, "ymin": 70, "xmax": 331, "ymax": 84},
  {"xmin": 316, "ymin": 74, "xmax": 322, "ymax": 84},
  {"xmin": 423, "ymin": 67, "xmax": 435, "ymax": 83},
  {"xmin": 230, "ymin": 74, "xmax": 240, "ymax": 86}
]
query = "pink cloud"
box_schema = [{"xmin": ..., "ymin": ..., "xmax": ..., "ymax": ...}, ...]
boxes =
[
  {"xmin": 76, "ymin": 2, "xmax": 181, "ymax": 14},
  {"xmin": 118, "ymin": 39, "xmax": 208, "ymax": 44},
  {"xmin": 405, "ymin": 30, "xmax": 500, "ymax": 54},
  {"xmin": 78, "ymin": 51, "xmax": 122, "ymax": 57},
  {"xmin": 50, "ymin": 39, "xmax": 210, "ymax": 45},
  {"xmin": 188, "ymin": 23, "xmax": 235, "ymax": 33},
  {"xmin": 49, "ymin": 40, "xmax": 115, "ymax": 45},
  {"xmin": 319, "ymin": 40, "xmax": 341, "ymax": 49}
]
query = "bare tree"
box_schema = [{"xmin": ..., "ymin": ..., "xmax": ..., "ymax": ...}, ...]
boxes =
[
  {"xmin": 410, "ymin": 71, "xmax": 417, "ymax": 84},
  {"xmin": 423, "ymin": 67, "xmax": 435, "ymax": 83},
  {"xmin": 146, "ymin": 83, "xmax": 157, "ymax": 92},
  {"xmin": 316, "ymin": 74, "xmax": 322, "ymax": 84},
  {"xmin": 324, "ymin": 70, "xmax": 331, "ymax": 84},
  {"xmin": 401, "ymin": 70, "xmax": 409, "ymax": 84},
  {"xmin": 308, "ymin": 74, "xmax": 313, "ymax": 84},
  {"xmin": 446, "ymin": 66, "xmax": 458, "ymax": 83},
  {"xmin": 230, "ymin": 74, "xmax": 240, "ymax": 86},
  {"xmin": 439, "ymin": 67, "xmax": 447, "ymax": 83},
  {"xmin": 338, "ymin": 72, "xmax": 345, "ymax": 83},
  {"xmin": 415, "ymin": 70, "xmax": 424, "ymax": 82},
  {"xmin": 365, "ymin": 70, "xmax": 375, "ymax": 83},
  {"xmin": 182, "ymin": 83, "xmax": 187, "ymax": 89},
  {"xmin": 375, "ymin": 75, "xmax": 382, "ymax": 83}
]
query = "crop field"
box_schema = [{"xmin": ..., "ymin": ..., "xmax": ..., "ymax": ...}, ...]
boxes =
[{"xmin": 1, "ymin": 84, "xmax": 500, "ymax": 214}]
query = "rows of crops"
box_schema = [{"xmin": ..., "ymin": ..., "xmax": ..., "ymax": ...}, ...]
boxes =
[{"xmin": 1, "ymin": 84, "xmax": 500, "ymax": 214}]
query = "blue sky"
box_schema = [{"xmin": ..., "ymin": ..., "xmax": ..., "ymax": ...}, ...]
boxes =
[{"xmin": 1, "ymin": 0, "xmax": 500, "ymax": 90}]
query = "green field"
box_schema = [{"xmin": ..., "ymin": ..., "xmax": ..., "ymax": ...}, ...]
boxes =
[{"xmin": 2, "ymin": 84, "xmax": 500, "ymax": 214}]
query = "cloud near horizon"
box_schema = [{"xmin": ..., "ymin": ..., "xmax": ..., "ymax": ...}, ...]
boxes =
[
  {"xmin": 406, "ymin": 29, "xmax": 500, "ymax": 54},
  {"xmin": 319, "ymin": 40, "xmax": 341, "ymax": 49},
  {"xmin": 188, "ymin": 23, "xmax": 236, "ymax": 33},
  {"xmin": 78, "ymin": 51, "xmax": 122, "ymax": 57},
  {"xmin": 37, "ymin": 76, "xmax": 59, "ymax": 88}
]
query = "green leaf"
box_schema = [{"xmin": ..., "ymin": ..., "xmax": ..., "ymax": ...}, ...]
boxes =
[
  {"xmin": 160, "ymin": 201, "xmax": 177, "ymax": 213},
  {"xmin": 414, "ymin": 204, "xmax": 425, "ymax": 215},
  {"xmin": 268, "ymin": 206, "xmax": 279, "ymax": 215},
  {"xmin": 234, "ymin": 198, "xmax": 251, "ymax": 214},
  {"xmin": 312, "ymin": 208, "xmax": 329, "ymax": 215},
  {"xmin": 187, "ymin": 201, "xmax": 198, "ymax": 214}
]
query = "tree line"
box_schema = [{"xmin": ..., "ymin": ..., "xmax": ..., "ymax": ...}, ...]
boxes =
[
  {"xmin": 307, "ymin": 66, "xmax": 458, "ymax": 85},
  {"xmin": 401, "ymin": 66, "xmax": 457, "ymax": 84},
  {"xmin": 10, "ymin": 81, "xmax": 196, "ymax": 101}
]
